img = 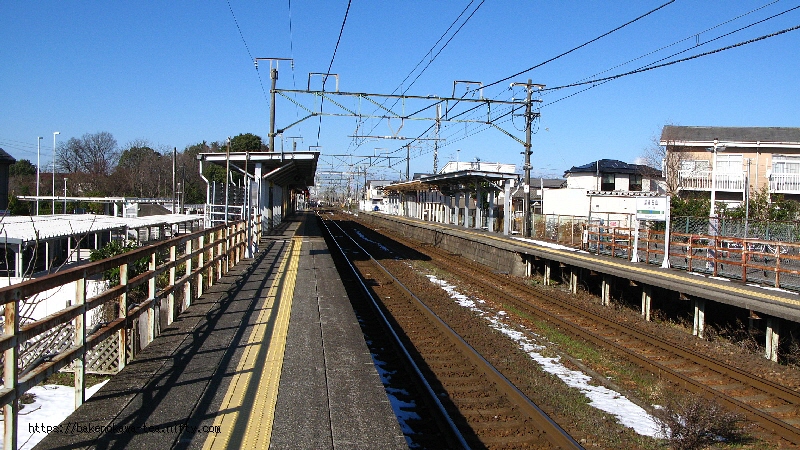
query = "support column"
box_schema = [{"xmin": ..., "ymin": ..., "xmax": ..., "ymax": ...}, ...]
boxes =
[
  {"xmin": 641, "ymin": 285, "xmax": 652, "ymax": 321},
  {"xmin": 601, "ymin": 276, "xmax": 611, "ymax": 306},
  {"xmin": 463, "ymin": 198, "xmax": 470, "ymax": 228},
  {"xmin": 488, "ymin": 189, "xmax": 495, "ymax": 232},
  {"xmin": 504, "ymin": 180, "xmax": 512, "ymax": 235},
  {"xmin": 766, "ymin": 317, "xmax": 780, "ymax": 362},
  {"xmin": 569, "ymin": 267, "xmax": 578, "ymax": 294},
  {"xmin": 692, "ymin": 298, "xmax": 705, "ymax": 338},
  {"xmin": 475, "ymin": 182, "xmax": 483, "ymax": 230},
  {"xmin": 543, "ymin": 261, "xmax": 551, "ymax": 286}
]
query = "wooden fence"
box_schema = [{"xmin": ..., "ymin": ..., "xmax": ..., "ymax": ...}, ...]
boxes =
[{"xmin": 0, "ymin": 218, "xmax": 259, "ymax": 449}]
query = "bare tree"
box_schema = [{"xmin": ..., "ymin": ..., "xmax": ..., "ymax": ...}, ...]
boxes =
[
  {"xmin": 57, "ymin": 131, "xmax": 119, "ymax": 177},
  {"xmin": 641, "ymin": 127, "xmax": 688, "ymax": 196}
]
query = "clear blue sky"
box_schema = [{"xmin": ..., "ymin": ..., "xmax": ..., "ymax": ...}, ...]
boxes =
[{"xmin": 2, "ymin": 1, "xmax": 799, "ymax": 182}]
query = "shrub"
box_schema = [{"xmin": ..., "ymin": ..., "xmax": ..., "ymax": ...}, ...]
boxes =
[{"xmin": 653, "ymin": 394, "xmax": 747, "ymax": 450}]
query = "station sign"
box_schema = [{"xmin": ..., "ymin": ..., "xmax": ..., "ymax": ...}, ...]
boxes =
[{"xmin": 636, "ymin": 196, "xmax": 668, "ymax": 221}]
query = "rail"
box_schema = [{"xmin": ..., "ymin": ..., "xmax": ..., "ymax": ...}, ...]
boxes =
[
  {"xmin": 585, "ymin": 224, "xmax": 800, "ymax": 290},
  {"xmin": 0, "ymin": 217, "xmax": 260, "ymax": 450}
]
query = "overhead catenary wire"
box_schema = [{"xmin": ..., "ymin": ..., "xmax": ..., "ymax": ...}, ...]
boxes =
[
  {"xmin": 317, "ymin": 0, "xmax": 353, "ymax": 146},
  {"xmin": 227, "ymin": 0, "xmax": 269, "ymax": 103},
  {"xmin": 349, "ymin": 0, "xmax": 485, "ymax": 154}
]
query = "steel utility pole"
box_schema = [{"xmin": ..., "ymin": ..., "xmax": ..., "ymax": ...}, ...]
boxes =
[{"xmin": 511, "ymin": 79, "xmax": 545, "ymax": 237}]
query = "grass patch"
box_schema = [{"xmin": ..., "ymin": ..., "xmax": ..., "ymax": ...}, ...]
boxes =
[{"xmin": 43, "ymin": 372, "xmax": 110, "ymax": 388}]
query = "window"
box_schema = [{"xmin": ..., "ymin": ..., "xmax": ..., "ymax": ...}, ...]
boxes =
[
  {"xmin": 715, "ymin": 154, "xmax": 742, "ymax": 174},
  {"xmin": 680, "ymin": 159, "xmax": 710, "ymax": 174},
  {"xmin": 773, "ymin": 155, "xmax": 800, "ymax": 174},
  {"xmin": 601, "ymin": 173, "xmax": 615, "ymax": 191},
  {"xmin": 629, "ymin": 174, "xmax": 642, "ymax": 191}
]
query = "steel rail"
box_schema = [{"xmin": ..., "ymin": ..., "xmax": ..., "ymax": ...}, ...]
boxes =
[{"xmin": 323, "ymin": 214, "xmax": 583, "ymax": 450}]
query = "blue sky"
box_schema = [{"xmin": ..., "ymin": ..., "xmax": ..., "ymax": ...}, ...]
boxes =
[{"xmin": 2, "ymin": 1, "xmax": 799, "ymax": 182}]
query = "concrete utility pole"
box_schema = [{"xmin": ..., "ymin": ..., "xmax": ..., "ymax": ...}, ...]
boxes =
[
  {"xmin": 406, "ymin": 145, "xmax": 410, "ymax": 181},
  {"xmin": 511, "ymin": 80, "xmax": 544, "ymax": 237},
  {"xmin": 269, "ymin": 67, "xmax": 278, "ymax": 153},
  {"xmin": 434, "ymin": 104, "xmax": 441, "ymax": 174}
]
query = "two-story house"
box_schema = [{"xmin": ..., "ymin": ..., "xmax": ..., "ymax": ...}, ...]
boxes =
[
  {"xmin": 542, "ymin": 159, "xmax": 664, "ymax": 227},
  {"xmin": 660, "ymin": 126, "xmax": 800, "ymax": 206}
]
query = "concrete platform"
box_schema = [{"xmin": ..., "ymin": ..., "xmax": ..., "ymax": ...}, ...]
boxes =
[{"xmin": 33, "ymin": 212, "xmax": 406, "ymax": 450}]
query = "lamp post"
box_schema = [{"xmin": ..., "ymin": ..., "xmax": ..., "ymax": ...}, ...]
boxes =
[
  {"xmin": 63, "ymin": 178, "xmax": 68, "ymax": 214},
  {"xmin": 36, "ymin": 136, "xmax": 43, "ymax": 215},
  {"xmin": 52, "ymin": 131, "xmax": 60, "ymax": 214}
]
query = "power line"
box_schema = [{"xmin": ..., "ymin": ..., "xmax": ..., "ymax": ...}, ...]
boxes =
[
  {"xmin": 349, "ymin": 0, "xmax": 485, "ymax": 154},
  {"xmin": 544, "ymin": 22, "xmax": 800, "ymax": 92},
  {"xmin": 568, "ymin": 0, "xmax": 785, "ymax": 88},
  {"xmin": 227, "ymin": 0, "xmax": 269, "ymax": 103},
  {"xmin": 482, "ymin": 0, "xmax": 676, "ymax": 92},
  {"xmin": 317, "ymin": 0, "xmax": 353, "ymax": 146}
]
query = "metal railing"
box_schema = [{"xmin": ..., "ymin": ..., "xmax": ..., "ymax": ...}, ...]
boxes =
[
  {"xmin": 678, "ymin": 171, "xmax": 746, "ymax": 191},
  {"xmin": 584, "ymin": 224, "xmax": 800, "ymax": 291},
  {"xmin": 770, "ymin": 173, "xmax": 800, "ymax": 194},
  {"xmin": 0, "ymin": 218, "xmax": 260, "ymax": 449}
]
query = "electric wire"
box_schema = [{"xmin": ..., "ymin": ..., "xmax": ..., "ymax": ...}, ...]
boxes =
[
  {"xmin": 350, "ymin": 0, "xmax": 485, "ymax": 155},
  {"xmin": 543, "ymin": 22, "xmax": 800, "ymax": 92},
  {"xmin": 480, "ymin": 0, "xmax": 676, "ymax": 92},
  {"xmin": 227, "ymin": 0, "xmax": 269, "ymax": 103},
  {"xmin": 287, "ymin": 0, "xmax": 303, "ymax": 139},
  {"xmin": 567, "ymin": 0, "xmax": 784, "ymax": 88},
  {"xmin": 317, "ymin": 0, "xmax": 353, "ymax": 146}
]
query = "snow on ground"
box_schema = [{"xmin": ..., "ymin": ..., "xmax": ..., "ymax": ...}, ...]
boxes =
[
  {"xmin": 353, "ymin": 230, "xmax": 392, "ymax": 254},
  {"xmin": 1, "ymin": 379, "xmax": 109, "ymax": 450},
  {"xmin": 426, "ymin": 275, "xmax": 662, "ymax": 438},
  {"xmin": 369, "ymin": 353, "xmax": 423, "ymax": 448}
]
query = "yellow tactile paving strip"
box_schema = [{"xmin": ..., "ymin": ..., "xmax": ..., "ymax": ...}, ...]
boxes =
[
  {"xmin": 203, "ymin": 237, "xmax": 302, "ymax": 450},
  {"xmin": 392, "ymin": 215, "xmax": 800, "ymax": 308}
]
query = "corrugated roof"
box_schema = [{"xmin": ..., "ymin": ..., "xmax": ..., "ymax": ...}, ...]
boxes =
[
  {"xmin": 661, "ymin": 126, "xmax": 800, "ymax": 144},
  {"xmin": 0, "ymin": 213, "xmax": 203, "ymax": 244}
]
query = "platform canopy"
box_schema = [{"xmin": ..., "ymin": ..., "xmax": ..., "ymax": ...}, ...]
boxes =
[
  {"xmin": 198, "ymin": 151, "xmax": 319, "ymax": 189},
  {"xmin": 386, "ymin": 169, "xmax": 519, "ymax": 194}
]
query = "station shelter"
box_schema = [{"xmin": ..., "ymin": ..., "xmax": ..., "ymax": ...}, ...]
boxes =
[
  {"xmin": 383, "ymin": 163, "xmax": 520, "ymax": 235},
  {"xmin": 197, "ymin": 150, "xmax": 319, "ymax": 232}
]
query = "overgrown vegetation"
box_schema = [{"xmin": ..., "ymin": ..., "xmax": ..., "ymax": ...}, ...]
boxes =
[{"xmin": 652, "ymin": 394, "xmax": 748, "ymax": 450}]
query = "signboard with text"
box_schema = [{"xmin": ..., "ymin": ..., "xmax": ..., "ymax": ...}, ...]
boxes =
[{"xmin": 636, "ymin": 196, "xmax": 668, "ymax": 221}]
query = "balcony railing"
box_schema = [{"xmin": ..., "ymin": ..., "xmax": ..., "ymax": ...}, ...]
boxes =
[
  {"xmin": 770, "ymin": 173, "xmax": 800, "ymax": 194},
  {"xmin": 678, "ymin": 171, "xmax": 745, "ymax": 191}
]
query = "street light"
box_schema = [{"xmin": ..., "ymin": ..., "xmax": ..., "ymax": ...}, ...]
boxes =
[
  {"xmin": 36, "ymin": 136, "xmax": 43, "ymax": 215},
  {"xmin": 53, "ymin": 131, "xmax": 60, "ymax": 214},
  {"xmin": 63, "ymin": 178, "xmax": 68, "ymax": 214}
]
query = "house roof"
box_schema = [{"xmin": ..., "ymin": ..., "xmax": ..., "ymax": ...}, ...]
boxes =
[
  {"xmin": 0, "ymin": 148, "xmax": 16, "ymax": 164},
  {"xmin": 661, "ymin": 126, "xmax": 800, "ymax": 146},
  {"xmin": 565, "ymin": 159, "xmax": 659, "ymax": 177}
]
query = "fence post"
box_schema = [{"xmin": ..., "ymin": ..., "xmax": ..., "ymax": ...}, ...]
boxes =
[
  {"xmin": 119, "ymin": 262, "xmax": 129, "ymax": 370},
  {"xmin": 4, "ymin": 293, "xmax": 19, "ymax": 450},
  {"xmin": 775, "ymin": 246, "xmax": 782, "ymax": 289},
  {"xmin": 168, "ymin": 243, "xmax": 176, "ymax": 325},
  {"xmin": 74, "ymin": 274, "xmax": 87, "ymax": 408},
  {"xmin": 185, "ymin": 237, "xmax": 193, "ymax": 309},
  {"xmin": 198, "ymin": 234, "xmax": 206, "ymax": 295},
  {"xmin": 148, "ymin": 252, "xmax": 157, "ymax": 345}
]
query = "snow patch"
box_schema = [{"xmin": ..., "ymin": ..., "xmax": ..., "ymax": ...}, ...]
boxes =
[{"xmin": 426, "ymin": 274, "xmax": 661, "ymax": 437}]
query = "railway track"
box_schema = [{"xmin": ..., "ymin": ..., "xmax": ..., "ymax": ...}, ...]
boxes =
[
  {"xmin": 319, "ymin": 213, "xmax": 583, "ymax": 449},
  {"xmin": 343, "ymin": 211, "xmax": 800, "ymax": 445}
]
